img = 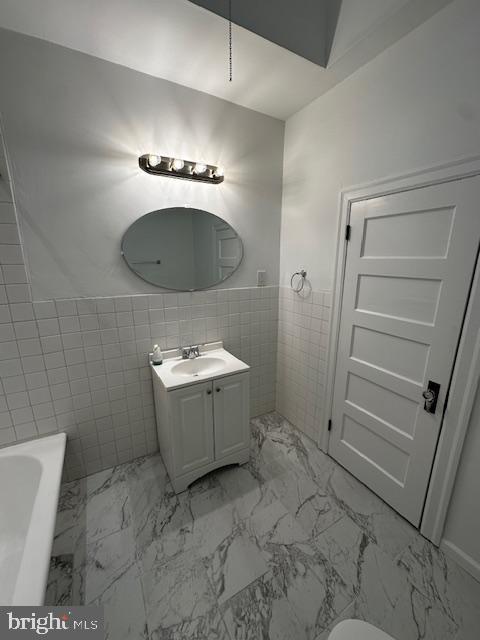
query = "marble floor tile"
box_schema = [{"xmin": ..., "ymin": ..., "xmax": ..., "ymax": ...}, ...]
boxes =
[
  {"xmin": 48, "ymin": 411, "xmax": 480, "ymax": 640},
  {"xmin": 397, "ymin": 537, "xmax": 480, "ymax": 639},
  {"xmin": 325, "ymin": 464, "xmax": 416, "ymax": 560},
  {"xmin": 84, "ymin": 526, "xmax": 137, "ymax": 604},
  {"xmin": 141, "ymin": 548, "xmax": 218, "ymax": 637},
  {"xmin": 125, "ymin": 455, "xmax": 170, "ymax": 537},
  {"xmin": 314, "ymin": 602, "xmax": 357, "ymax": 640},
  {"xmin": 45, "ymin": 554, "xmax": 73, "ymax": 606},
  {"xmin": 182, "ymin": 480, "xmax": 240, "ymax": 558},
  {"xmin": 263, "ymin": 456, "xmax": 344, "ymax": 540},
  {"xmin": 134, "ymin": 480, "xmax": 192, "ymax": 560},
  {"xmin": 205, "ymin": 524, "xmax": 269, "ymax": 604},
  {"xmin": 149, "ymin": 606, "xmax": 230, "ymax": 640},
  {"xmin": 246, "ymin": 501, "xmax": 352, "ymax": 639},
  {"xmin": 58, "ymin": 477, "xmax": 86, "ymax": 513},
  {"xmin": 84, "ymin": 484, "xmax": 131, "ymax": 545},
  {"xmin": 221, "ymin": 571, "xmax": 307, "ymax": 640},
  {"xmin": 246, "ymin": 499, "xmax": 310, "ymax": 547},
  {"xmin": 253, "ymin": 413, "xmax": 336, "ymax": 488},
  {"xmin": 313, "ymin": 515, "xmax": 370, "ymax": 595},
  {"xmin": 216, "ymin": 463, "xmax": 277, "ymax": 521},
  {"xmin": 350, "ymin": 540, "xmax": 460, "ymax": 640},
  {"xmin": 94, "ymin": 564, "xmax": 148, "ymax": 640},
  {"xmin": 312, "ymin": 517, "xmax": 463, "ymax": 639},
  {"xmin": 52, "ymin": 479, "xmax": 86, "ymax": 556},
  {"xmin": 136, "ymin": 475, "xmax": 235, "ymax": 574},
  {"xmin": 248, "ymin": 418, "xmax": 287, "ymax": 473},
  {"xmin": 269, "ymin": 542, "xmax": 351, "ymax": 639}
]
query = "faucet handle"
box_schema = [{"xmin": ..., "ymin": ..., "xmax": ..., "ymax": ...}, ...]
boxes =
[{"xmin": 181, "ymin": 345, "xmax": 200, "ymax": 359}]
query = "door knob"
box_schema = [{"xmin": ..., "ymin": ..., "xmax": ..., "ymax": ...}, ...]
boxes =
[
  {"xmin": 422, "ymin": 389, "xmax": 435, "ymax": 402},
  {"xmin": 206, "ymin": 389, "xmax": 212, "ymax": 395},
  {"xmin": 216, "ymin": 387, "xmax": 221, "ymax": 392},
  {"xmin": 422, "ymin": 381, "xmax": 440, "ymax": 414}
]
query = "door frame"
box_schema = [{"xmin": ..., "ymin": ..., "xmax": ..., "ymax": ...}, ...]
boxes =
[{"xmin": 322, "ymin": 154, "xmax": 480, "ymax": 545}]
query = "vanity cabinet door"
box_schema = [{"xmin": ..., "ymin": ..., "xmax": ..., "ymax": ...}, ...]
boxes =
[
  {"xmin": 213, "ymin": 372, "xmax": 250, "ymax": 460},
  {"xmin": 170, "ymin": 381, "xmax": 214, "ymax": 476}
]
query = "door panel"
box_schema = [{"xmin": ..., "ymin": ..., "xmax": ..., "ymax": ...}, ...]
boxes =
[
  {"xmin": 213, "ymin": 372, "xmax": 250, "ymax": 459},
  {"xmin": 356, "ymin": 274, "xmax": 441, "ymax": 324},
  {"xmin": 171, "ymin": 381, "xmax": 214, "ymax": 476},
  {"xmin": 361, "ymin": 206, "xmax": 454, "ymax": 258},
  {"xmin": 215, "ymin": 224, "xmax": 241, "ymax": 280},
  {"xmin": 330, "ymin": 177, "xmax": 480, "ymax": 525}
]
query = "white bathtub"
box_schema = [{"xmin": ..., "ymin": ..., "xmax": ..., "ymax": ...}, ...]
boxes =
[{"xmin": 0, "ymin": 433, "xmax": 66, "ymax": 605}]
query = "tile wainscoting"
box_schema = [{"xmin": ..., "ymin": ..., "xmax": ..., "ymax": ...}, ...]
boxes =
[
  {"xmin": 1, "ymin": 134, "xmax": 332, "ymax": 482},
  {"xmin": 276, "ymin": 286, "xmax": 332, "ymax": 442},
  {"xmin": 0, "ymin": 135, "xmax": 278, "ymax": 480}
]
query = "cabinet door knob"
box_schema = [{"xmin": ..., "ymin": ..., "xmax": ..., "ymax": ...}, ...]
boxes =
[
  {"xmin": 206, "ymin": 389, "xmax": 212, "ymax": 395},
  {"xmin": 216, "ymin": 387, "xmax": 221, "ymax": 392}
]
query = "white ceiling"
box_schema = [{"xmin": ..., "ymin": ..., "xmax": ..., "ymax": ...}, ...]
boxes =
[{"xmin": 0, "ymin": 0, "xmax": 453, "ymax": 120}]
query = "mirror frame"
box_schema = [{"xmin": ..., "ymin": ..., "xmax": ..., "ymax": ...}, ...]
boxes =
[{"xmin": 121, "ymin": 206, "xmax": 244, "ymax": 291}]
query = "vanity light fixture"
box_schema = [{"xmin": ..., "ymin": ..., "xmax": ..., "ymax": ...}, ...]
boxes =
[
  {"xmin": 147, "ymin": 154, "xmax": 162, "ymax": 167},
  {"xmin": 171, "ymin": 158, "xmax": 185, "ymax": 171},
  {"xmin": 139, "ymin": 154, "xmax": 224, "ymax": 184}
]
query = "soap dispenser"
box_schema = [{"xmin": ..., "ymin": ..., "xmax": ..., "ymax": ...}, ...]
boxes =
[{"xmin": 151, "ymin": 344, "xmax": 163, "ymax": 365}]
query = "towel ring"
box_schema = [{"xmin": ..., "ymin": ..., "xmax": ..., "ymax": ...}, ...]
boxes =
[{"xmin": 290, "ymin": 269, "xmax": 307, "ymax": 293}]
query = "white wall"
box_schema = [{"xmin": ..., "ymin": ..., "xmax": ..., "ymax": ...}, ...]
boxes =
[
  {"xmin": 328, "ymin": 0, "xmax": 409, "ymax": 64},
  {"xmin": 280, "ymin": 0, "xmax": 480, "ymax": 576},
  {"xmin": 442, "ymin": 382, "xmax": 480, "ymax": 578},
  {"xmin": 0, "ymin": 28, "xmax": 284, "ymax": 299},
  {"xmin": 280, "ymin": 0, "xmax": 480, "ymax": 290}
]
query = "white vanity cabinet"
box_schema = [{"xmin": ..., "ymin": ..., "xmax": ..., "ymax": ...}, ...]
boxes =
[
  {"xmin": 212, "ymin": 372, "xmax": 250, "ymax": 460},
  {"xmin": 170, "ymin": 380, "xmax": 215, "ymax": 477},
  {"xmin": 153, "ymin": 369, "xmax": 250, "ymax": 493}
]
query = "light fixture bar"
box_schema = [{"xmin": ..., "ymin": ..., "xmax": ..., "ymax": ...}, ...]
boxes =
[{"xmin": 139, "ymin": 154, "xmax": 224, "ymax": 184}]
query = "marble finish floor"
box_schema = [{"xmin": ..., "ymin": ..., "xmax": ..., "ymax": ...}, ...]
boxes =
[{"xmin": 47, "ymin": 412, "xmax": 480, "ymax": 639}]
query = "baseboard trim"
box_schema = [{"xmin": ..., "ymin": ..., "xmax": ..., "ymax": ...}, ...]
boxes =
[{"xmin": 441, "ymin": 539, "xmax": 480, "ymax": 583}]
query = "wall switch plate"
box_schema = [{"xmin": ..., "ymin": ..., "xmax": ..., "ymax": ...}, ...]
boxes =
[{"xmin": 257, "ymin": 270, "xmax": 267, "ymax": 286}]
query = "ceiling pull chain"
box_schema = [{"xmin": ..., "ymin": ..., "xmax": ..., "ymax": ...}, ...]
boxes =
[{"xmin": 229, "ymin": 0, "xmax": 233, "ymax": 82}]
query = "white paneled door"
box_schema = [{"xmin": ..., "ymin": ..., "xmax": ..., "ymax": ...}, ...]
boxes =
[{"xmin": 330, "ymin": 177, "xmax": 480, "ymax": 526}]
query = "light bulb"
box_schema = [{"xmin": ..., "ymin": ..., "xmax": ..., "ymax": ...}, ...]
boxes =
[
  {"xmin": 172, "ymin": 159, "xmax": 185, "ymax": 171},
  {"xmin": 214, "ymin": 166, "xmax": 224, "ymax": 178},
  {"xmin": 148, "ymin": 154, "xmax": 162, "ymax": 167},
  {"xmin": 194, "ymin": 163, "xmax": 207, "ymax": 174}
]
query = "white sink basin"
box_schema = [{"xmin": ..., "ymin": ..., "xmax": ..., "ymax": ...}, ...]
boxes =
[
  {"xmin": 171, "ymin": 356, "xmax": 226, "ymax": 377},
  {"xmin": 150, "ymin": 342, "xmax": 249, "ymax": 390}
]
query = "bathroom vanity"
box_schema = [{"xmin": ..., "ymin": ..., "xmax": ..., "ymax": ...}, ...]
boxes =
[{"xmin": 150, "ymin": 341, "xmax": 250, "ymax": 493}]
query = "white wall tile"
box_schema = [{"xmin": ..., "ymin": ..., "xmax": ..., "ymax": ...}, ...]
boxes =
[
  {"xmin": 10, "ymin": 303, "xmax": 34, "ymax": 321},
  {"xmin": 0, "ymin": 323, "xmax": 15, "ymax": 342},
  {"xmin": 33, "ymin": 301, "xmax": 56, "ymax": 319},
  {"xmin": 0, "ymin": 244, "xmax": 23, "ymax": 264},
  {"xmin": 6, "ymin": 391, "xmax": 29, "ymax": 410},
  {"xmin": 0, "ymin": 203, "xmax": 15, "ymax": 224},
  {"xmin": 2, "ymin": 264, "xmax": 28, "ymax": 284},
  {"xmin": 6, "ymin": 284, "xmax": 30, "ymax": 303},
  {"xmin": 276, "ymin": 286, "xmax": 331, "ymax": 443},
  {"xmin": 14, "ymin": 320, "xmax": 38, "ymax": 339},
  {"xmin": 55, "ymin": 299, "xmax": 77, "ymax": 316},
  {"xmin": 0, "ymin": 305, "xmax": 11, "ymax": 323}
]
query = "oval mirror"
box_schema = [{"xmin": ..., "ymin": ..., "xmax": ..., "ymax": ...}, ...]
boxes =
[{"xmin": 121, "ymin": 207, "xmax": 243, "ymax": 291}]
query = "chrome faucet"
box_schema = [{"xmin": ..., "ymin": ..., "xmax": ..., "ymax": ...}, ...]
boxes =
[{"xmin": 181, "ymin": 345, "xmax": 200, "ymax": 360}]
